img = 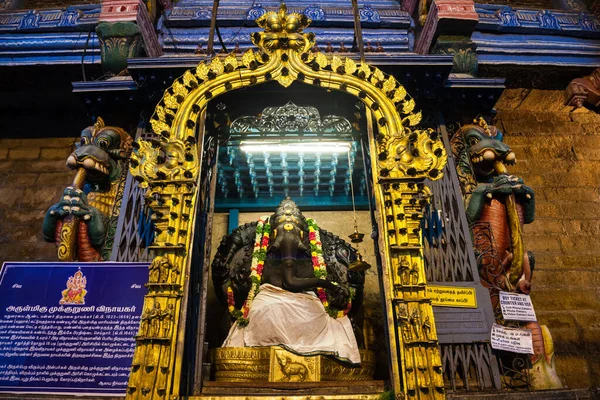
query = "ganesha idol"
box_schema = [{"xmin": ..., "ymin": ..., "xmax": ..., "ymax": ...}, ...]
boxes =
[{"xmin": 211, "ymin": 199, "xmax": 370, "ymax": 375}]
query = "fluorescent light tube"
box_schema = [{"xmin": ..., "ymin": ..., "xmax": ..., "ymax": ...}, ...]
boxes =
[{"xmin": 240, "ymin": 141, "xmax": 351, "ymax": 154}]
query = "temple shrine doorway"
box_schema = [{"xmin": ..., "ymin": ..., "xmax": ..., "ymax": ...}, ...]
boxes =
[
  {"xmin": 183, "ymin": 83, "xmax": 391, "ymax": 397},
  {"xmin": 127, "ymin": 6, "xmax": 450, "ymax": 399}
]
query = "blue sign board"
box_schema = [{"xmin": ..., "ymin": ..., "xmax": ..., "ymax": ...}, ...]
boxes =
[{"xmin": 0, "ymin": 262, "xmax": 148, "ymax": 395}]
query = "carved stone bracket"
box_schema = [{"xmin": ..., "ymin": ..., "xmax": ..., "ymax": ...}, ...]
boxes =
[
  {"xmin": 431, "ymin": 35, "xmax": 478, "ymax": 75},
  {"xmin": 415, "ymin": 0, "xmax": 479, "ymax": 55},
  {"xmin": 98, "ymin": 0, "xmax": 161, "ymax": 74},
  {"xmin": 565, "ymin": 68, "xmax": 600, "ymax": 109}
]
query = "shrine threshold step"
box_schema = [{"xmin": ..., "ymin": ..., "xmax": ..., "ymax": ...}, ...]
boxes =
[{"xmin": 200, "ymin": 380, "xmax": 387, "ymax": 397}]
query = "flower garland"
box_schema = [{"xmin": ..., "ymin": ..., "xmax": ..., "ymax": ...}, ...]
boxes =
[
  {"xmin": 227, "ymin": 216, "xmax": 270, "ymax": 326},
  {"xmin": 307, "ymin": 218, "xmax": 352, "ymax": 319}
]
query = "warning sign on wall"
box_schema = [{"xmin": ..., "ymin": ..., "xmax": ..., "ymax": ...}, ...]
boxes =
[
  {"xmin": 499, "ymin": 291, "xmax": 537, "ymax": 321},
  {"xmin": 427, "ymin": 285, "xmax": 477, "ymax": 308},
  {"xmin": 490, "ymin": 323, "xmax": 534, "ymax": 354}
]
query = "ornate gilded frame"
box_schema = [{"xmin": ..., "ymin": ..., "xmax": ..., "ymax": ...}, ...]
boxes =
[{"xmin": 128, "ymin": 5, "xmax": 447, "ymax": 400}]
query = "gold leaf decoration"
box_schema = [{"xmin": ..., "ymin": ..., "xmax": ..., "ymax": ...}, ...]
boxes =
[
  {"xmin": 224, "ymin": 53, "xmax": 238, "ymax": 70},
  {"xmin": 163, "ymin": 93, "xmax": 180, "ymax": 110},
  {"xmin": 330, "ymin": 55, "xmax": 343, "ymax": 73},
  {"xmin": 182, "ymin": 70, "xmax": 197, "ymax": 87},
  {"xmin": 402, "ymin": 98, "xmax": 416, "ymax": 115},
  {"xmin": 195, "ymin": 63, "xmax": 209, "ymax": 80},
  {"xmin": 303, "ymin": 52, "xmax": 315, "ymax": 64},
  {"xmin": 358, "ymin": 63, "xmax": 371, "ymax": 79},
  {"xmin": 242, "ymin": 49, "xmax": 255, "ymax": 68},
  {"xmin": 210, "ymin": 57, "xmax": 224, "ymax": 75},
  {"xmin": 156, "ymin": 105, "xmax": 167, "ymax": 122},
  {"xmin": 392, "ymin": 86, "xmax": 407, "ymax": 103},
  {"xmin": 370, "ymin": 68, "xmax": 385, "ymax": 86},
  {"xmin": 150, "ymin": 119, "xmax": 170, "ymax": 135},
  {"xmin": 383, "ymin": 76, "xmax": 396, "ymax": 94},
  {"xmin": 344, "ymin": 58, "xmax": 357, "ymax": 75},
  {"xmin": 172, "ymin": 80, "xmax": 189, "ymax": 97},
  {"xmin": 315, "ymin": 52, "xmax": 329, "ymax": 69},
  {"xmin": 404, "ymin": 111, "xmax": 422, "ymax": 126},
  {"xmin": 276, "ymin": 74, "xmax": 294, "ymax": 88}
]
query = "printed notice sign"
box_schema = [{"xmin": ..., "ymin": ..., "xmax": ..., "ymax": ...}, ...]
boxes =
[
  {"xmin": 490, "ymin": 323, "xmax": 534, "ymax": 354},
  {"xmin": 499, "ymin": 291, "xmax": 537, "ymax": 321},
  {"xmin": 0, "ymin": 262, "xmax": 148, "ymax": 395},
  {"xmin": 427, "ymin": 285, "xmax": 477, "ymax": 308}
]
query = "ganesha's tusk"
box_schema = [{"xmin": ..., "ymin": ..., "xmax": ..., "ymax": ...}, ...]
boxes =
[{"xmin": 494, "ymin": 161, "xmax": 524, "ymax": 290}]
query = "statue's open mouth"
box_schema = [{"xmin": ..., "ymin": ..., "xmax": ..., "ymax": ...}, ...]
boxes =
[{"xmin": 66, "ymin": 154, "xmax": 110, "ymax": 175}]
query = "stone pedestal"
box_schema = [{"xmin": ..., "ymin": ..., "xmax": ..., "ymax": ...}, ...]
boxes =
[{"xmin": 212, "ymin": 347, "xmax": 376, "ymax": 383}]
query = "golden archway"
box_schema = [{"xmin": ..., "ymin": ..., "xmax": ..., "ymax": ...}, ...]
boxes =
[{"xmin": 129, "ymin": 5, "xmax": 447, "ymax": 400}]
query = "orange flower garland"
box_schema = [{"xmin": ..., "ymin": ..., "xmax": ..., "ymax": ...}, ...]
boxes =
[
  {"xmin": 307, "ymin": 218, "xmax": 352, "ymax": 318},
  {"xmin": 227, "ymin": 216, "xmax": 270, "ymax": 326}
]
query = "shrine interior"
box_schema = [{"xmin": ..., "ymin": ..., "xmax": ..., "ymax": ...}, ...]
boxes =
[{"xmin": 1, "ymin": 0, "xmax": 600, "ymax": 399}]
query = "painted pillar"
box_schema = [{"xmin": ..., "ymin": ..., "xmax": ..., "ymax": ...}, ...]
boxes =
[
  {"xmin": 97, "ymin": 0, "xmax": 162, "ymax": 74},
  {"xmin": 415, "ymin": 0, "xmax": 479, "ymax": 75}
]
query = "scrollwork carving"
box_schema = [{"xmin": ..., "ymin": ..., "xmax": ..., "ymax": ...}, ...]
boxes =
[{"xmin": 130, "ymin": 138, "xmax": 199, "ymax": 186}]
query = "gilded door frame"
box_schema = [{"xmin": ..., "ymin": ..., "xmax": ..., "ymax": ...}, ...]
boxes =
[{"xmin": 128, "ymin": 5, "xmax": 447, "ymax": 400}]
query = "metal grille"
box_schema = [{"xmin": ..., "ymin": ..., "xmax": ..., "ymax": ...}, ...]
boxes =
[
  {"xmin": 109, "ymin": 127, "xmax": 155, "ymax": 262},
  {"xmin": 439, "ymin": 343, "xmax": 499, "ymax": 391},
  {"xmin": 422, "ymin": 117, "xmax": 501, "ymax": 392}
]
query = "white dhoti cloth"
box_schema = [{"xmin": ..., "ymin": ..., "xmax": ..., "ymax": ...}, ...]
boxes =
[{"xmin": 223, "ymin": 284, "xmax": 361, "ymax": 365}]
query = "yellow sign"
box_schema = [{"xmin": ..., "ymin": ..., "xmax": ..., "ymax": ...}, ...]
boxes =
[{"xmin": 427, "ymin": 285, "xmax": 477, "ymax": 308}]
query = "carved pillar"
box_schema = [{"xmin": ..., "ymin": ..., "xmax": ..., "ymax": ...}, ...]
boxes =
[
  {"xmin": 415, "ymin": 0, "xmax": 479, "ymax": 75},
  {"xmin": 97, "ymin": 0, "xmax": 162, "ymax": 74},
  {"xmin": 127, "ymin": 139, "xmax": 200, "ymax": 399},
  {"xmin": 366, "ymin": 108, "xmax": 447, "ymax": 399},
  {"xmin": 565, "ymin": 68, "xmax": 600, "ymax": 109}
]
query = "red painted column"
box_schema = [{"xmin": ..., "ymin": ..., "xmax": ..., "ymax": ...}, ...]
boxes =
[
  {"xmin": 99, "ymin": 0, "xmax": 162, "ymax": 58},
  {"xmin": 414, "ymin": 0, "xmax": 478, "ymax": 55}
]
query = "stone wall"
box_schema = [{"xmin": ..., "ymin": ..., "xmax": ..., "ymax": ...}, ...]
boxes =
[
  {"xmin": 493, "ymin": 89, "xmax": 600, "ymax": 389},
  {"xmin": 0, "ymin": 138, "xmax": 75, "ymax": 264}
]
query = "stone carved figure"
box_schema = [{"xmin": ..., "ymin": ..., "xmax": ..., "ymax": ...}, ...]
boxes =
[
  {"xmin": 453, "ymin": 117, "xmax": 562, "ymax": 389},
  {"xmin": 212, "ymin": 198, "xmax": 368, "ymax": 364},
  {"xmin": 42, "ymin": 118, "xmax": 132, "ymax": 261}
]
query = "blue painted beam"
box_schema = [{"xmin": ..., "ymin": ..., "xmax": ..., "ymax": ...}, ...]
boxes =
[
  {"xmin": 475, "ymin": 4, "xmax": 600, "ymax": 39},
  {"xmin": 0, "ymin": 4, "xmax": 100, "ymax": 33},
  {"xmin": 164, "ymin": 0, "xmax": 412, "ymax": 29},
  {"xmin": 215, "ymin": 195, "xmax": 369, "ymax": 212},
  {"xmin": 228, "ymin": 209, "xmax": 239, "ymax": 234},
  {"xmin": 159, "ymin": 27, "xmax": 413, "ymax": 54},
  {"xmin": 0, "ymin": 32, "xmax": 100, "ymax": 66},
  {"xmin": 72, "ymin": 77, "xmax": 139, "ymax": 93},
  {"xmin": 472, "ymin": 31, "xmax": 600, "ymax": 67}
]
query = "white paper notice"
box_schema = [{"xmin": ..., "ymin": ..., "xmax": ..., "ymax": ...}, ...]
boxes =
[
  {"xmin": 499, "ymin": 291, "xmax": 537, "ymax": 321},
  {"xmin": 490, "ymin": 323, "xmax": 534, "ymax": 354}
]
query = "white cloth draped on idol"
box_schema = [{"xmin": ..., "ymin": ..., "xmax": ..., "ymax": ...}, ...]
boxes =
[{"xmin": 223, "ymin": 284, "xmax": 361, "ymax": 365}]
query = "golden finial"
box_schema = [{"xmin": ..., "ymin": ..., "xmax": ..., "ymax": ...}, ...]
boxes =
[{"xmin": 256, "ymin": 3, "xmax": 311, "ymax": 34}]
